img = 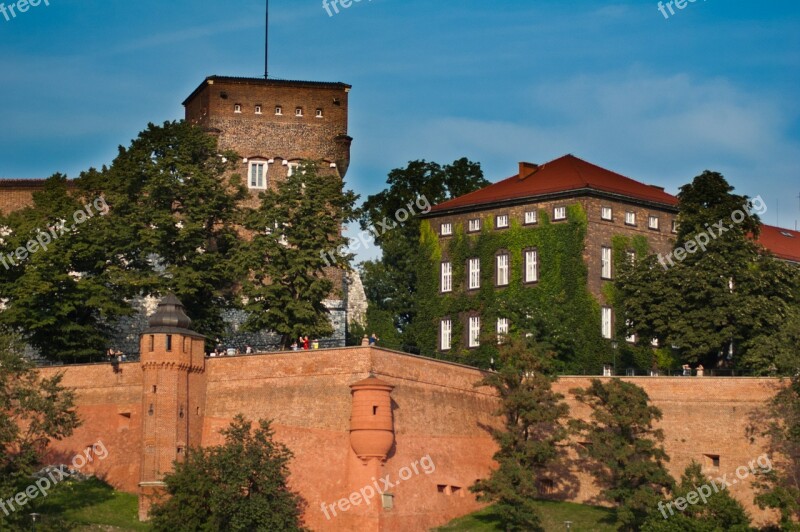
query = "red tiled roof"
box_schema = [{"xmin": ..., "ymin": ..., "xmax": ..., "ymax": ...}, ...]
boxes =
[
  {"xmin": 430, "ymin": 154, "xmax": 678, "ymax": 213},
  {"xmin": 757, "ymin": 225, "xmax": 800, "ymax": 263}
]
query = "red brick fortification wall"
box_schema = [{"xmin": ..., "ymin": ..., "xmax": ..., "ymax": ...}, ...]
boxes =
[
  {"xmin": 555, "ymin": 376, "xmax": 782, "ymax": 527},
  {"xmin": 37, "ymin": 362, "xmax": 143, "ymax": 492},
  {"xmin": 202, "ymin": 347, "xmax": 498, "ymax": 532}
]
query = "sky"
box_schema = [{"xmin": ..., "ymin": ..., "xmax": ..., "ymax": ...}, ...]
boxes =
[{"xmin": 1, "ymin": 0, "xmax": 798, "ymax": 262}]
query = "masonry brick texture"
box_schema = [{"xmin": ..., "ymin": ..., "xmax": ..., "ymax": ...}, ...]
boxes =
[
  {"xmin": 0, "ymin": 180, "xmax": 78, "ymax": 215},
  {"xmin": 39, "ymin": 347, "xmax": 782, "ymax": 531}
]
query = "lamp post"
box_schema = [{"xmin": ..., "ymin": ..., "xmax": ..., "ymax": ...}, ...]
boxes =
[
  {"xmin": 564, "ymin": 520, "xmax": 573, "ymax": 531},
  {"xmin": 30, "ymin": 513, "xmax": 40, "ymax": 531}
]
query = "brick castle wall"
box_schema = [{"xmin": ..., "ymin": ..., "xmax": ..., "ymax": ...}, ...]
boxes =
[{"xmin": 39, "ymin": 347, "xmax": 781, "ymax": 530}]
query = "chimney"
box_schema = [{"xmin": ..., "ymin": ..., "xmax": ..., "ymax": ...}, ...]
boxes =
[{"xmin": 518, "ymin": 162, "xmax": 539, "ymax": 180}]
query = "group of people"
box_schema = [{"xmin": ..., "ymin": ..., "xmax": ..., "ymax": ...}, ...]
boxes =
[
  {"xmin": 209, "ymin": 345, "xmax": 254, "ymax": 357},
  {"xmin": 106, "ymin": 348, "xmax": 126, "ymax": 362},
  {"xmin": 291, "ymin": 336, "xmax": 319, "ymax": 350}
]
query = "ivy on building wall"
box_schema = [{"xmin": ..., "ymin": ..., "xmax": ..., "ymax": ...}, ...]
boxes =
[{"xmin": 413, "ymin": 204, "xmax": 609, "ymax": 372}]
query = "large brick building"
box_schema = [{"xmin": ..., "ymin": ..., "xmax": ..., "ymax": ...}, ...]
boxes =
[{"xmin": 421, "ymin": 154, "xmax": 800, "ymax": 355}]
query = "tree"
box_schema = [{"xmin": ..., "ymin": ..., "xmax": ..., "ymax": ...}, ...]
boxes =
[
  {"xmin": 571, "ymin": 379, "xmax": 674, "ymax": 530},
  {"xmin": 642, "ymin": 461, "xmax": 751, "ymax": 531},
  {"xmin": 358, "ymin": 158, "xmax": 489, "ymax": 345},
  {"xmin": 149, "ymin": 415, "xmax": 306, "ymax": 532},
  {"xmin": 239, "ymin": 161, "xmax": 357, "ymax": 349},
  {"xmin": 471, "ymin": 336, "xmax": 571, "ymax": 531},
  {"xmin": 754, "ymin": 377, "xmax": 800, "ymax": 530},
  {"xmin": 617, "ymin": 171, "xmax": 798, "ymax": 370},
  {"xmin": 0, "ymin": 332, "xmax": 79, "ymax": 529},
  {"xmin": 0, "ymin": 121, "xmax": 246, "ymax": 361}
]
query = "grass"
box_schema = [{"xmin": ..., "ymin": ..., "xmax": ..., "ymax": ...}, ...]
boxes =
[
  {"xmin": 435, "ymin": 500, "xmax": 618, "ymax": 532},
  {"xmin": 26, "ymin": 477, "xmax": 149, "ymax": 531}
]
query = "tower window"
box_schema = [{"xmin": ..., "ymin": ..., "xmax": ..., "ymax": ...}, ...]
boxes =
[
  {"xmin": 166, "ymin": 335, "xmax": 172, "ymax": 352},
  {"xmin": 149, "ymin": 335, "xmax": 154, "ymax": 352},
  {"xmin": 373, "ymin": 406, "xmax": 378, "ymax": 415},
  {"xmin": 275, "ymin": 106, "xmax": 283, "ymax": 115},
  {"xmin": 234, "ymin": 104, "xmax": 242, "ymax": 114},
  {"xmin": 295, "ymin": 107, "xmax": 303, "ymax": 117},
  {"xmin": 315, "ymin": 108, "xmax": 324, "ymax": 118},
  {"xmin": 152, "ymin": 385, "xmax": 157, "ymax": 393},
  {"xmin": 249, "ymin": 160, "xmax": 268, "ymax": 189},
  {"xmin": 254, "ymin": 105, "xmax": 262, "ymax": 114}
]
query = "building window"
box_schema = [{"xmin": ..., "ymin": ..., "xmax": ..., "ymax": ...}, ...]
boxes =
[
  {"xmin": 672, "ymin": 219, "xmax": 678, "ymax": 233},
  {"xmin": 275, "ymin": 106, "xmax": 283, "ymax": 115},
  {"xmin": 234, "ymin": 104, "xmax": 242, "ymax": 113},
  {"xmin": 626, "ymin": 250, "xmax": 636, "ymax": 265},
  {"xmin": 440, "ymin": 319, "xmax": 452, "ymax": 351},
  {"xmin": 315, "ymin": 108, "xmax": 324, "ymax": 118},
  {"xmin": 524, "ymin": 210, "xmax": 538, "ymax": 225},
  {"xmin": 254, "ymin": 105, "xmax": 262, "ymax": 114},
  {"xmin": 295, "ymin": 107, "xmax": 303, "ymax": 117},
  {"xmin": 468, "ymin": 218, "xmax": 481, "ymax": 232},
  {"xmin": 601, "ymin": 307, "xmax": 613, "ymax": 339},
  {"xmin": 625, "ymin": 211, "xmax": 636, "ymax": 226},
  {"xmin": 440, "ymin": 222, "xmax": 453, "ymax": 236},
  {"xmin": 524, "ymin": 249, "xmax": 539, "ymax": 283},
  {"xmin": 468, "ymin": 258, "xmax": 481, "ymax": 290},
  {"xmin": 554, "ymin": 207, "xmax": 566, "ymax": 220},
  {"xmin": 497, "ymin": 318, "xmax": 509, "ymax": 344},
  {"xmin": 601, "ymin": 206, "xmax": 613, "ymax": 221},
  {"xmin": 625, "ymin": 320, "xmax": 636, "ymax": 343},
  {"xmin": 441, "ymin": 262, "xmax": 452, "ymax": 293},
  {"xmin": 496, "ymin": 214, "xmax": 509, "ymax": 229},
  {"xmin": 705, "ymin": 454, "xmax": 721, "ymax": 469},
  {"xmin": 468, "ymin": 316, "xmax": 481, "ymax": 348},
  {"xmin": 601, "ymin": 246, "xmax": 612, "ymax": 279},
  {"xmin": 148, "ymin": 335, "xmax": 154, "ymax": 352},
  {"xmin": 166, "ymin": 334, "xmax": 173, "ymax": 352},
  {"xmin": 496, "ymin": 253, "xmax": 509, "ymax": 286},
  {"xmin": 249, "ymin": 161, "xmax": 268, "ymax": 189},
  {"xmin": 648, "ymin": 215, "xmax": 660, "ymax": 230},
  {"xmin": 287, "ymin": 162, "xmax": 300, "ymax": 177}
]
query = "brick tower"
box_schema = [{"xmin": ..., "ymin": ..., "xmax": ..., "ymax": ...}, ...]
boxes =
[{"xmin": 137, "ymin": 295, "xmax": 207, "ymax": 521}]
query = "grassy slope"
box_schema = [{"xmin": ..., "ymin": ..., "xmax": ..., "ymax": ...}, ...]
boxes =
[{"xmin": 435, "ymin": 500, "xmax": 618, "ymax": 532}]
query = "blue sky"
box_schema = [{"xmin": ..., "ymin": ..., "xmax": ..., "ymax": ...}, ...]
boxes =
[{"xmin": 1, "ymin": 0, "xmax": 798, "ymax": 261}]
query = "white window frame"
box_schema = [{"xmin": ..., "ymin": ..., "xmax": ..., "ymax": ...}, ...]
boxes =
[
  {"xmin": 496, "ymin": 253, "xmax": 509, "ymax": 286},
  {"xmin": 287, "ymin": 162, "xmax": 300, "ymax": 177},
  {"xmin": 601, "ymin": 206, "xmax": 613, "ymax": 221},
  {"xmin": 468, "ymin": 218, "xmax": 481, "ymax": 232},
  {"xmin": 275, "ymin": 106, "xmax": 283, "ymax": 115},
  {"xmin": 254, "ymin": 105, "xmax": 262, "ymax": 115},
  {"xmin": 468, "ymin": 316, "xmax": 481, "ymax": 348},
  {"xmin": 234, "ymin": 103, "xmax": 242, "ymax": 113},
  {"xmin": 440, "ymin": 319, "xmax": 452, "ymax": 351},
  {"xmin": 648, "ymin": 215, "xmax": 660, "ymax": 230},
  {"xmin": 525, "ymin": 249, "xmax": 538, "ymax": 283},
  {"xmin": 295, "ymin": 107, "xmax": 304, "ymax": 117},
  {"xmin": 625, "ymin": 211, "xmax": 636, "ymax": 226},
  {"xmin": 626, "ymin": 250, "xmax": 636, "ymax": 265},
  {"xmin": 248, "ymin": 160, "xmax": 268, "ymax": 190},
  {"xmin": 497, "ymin": 318, "xmax": 509, "ymax": 344},
  {"xmin": 441, "ymin": 262, "xmax": 452, "ymax": 293},
  {"xmin": 524, "ymin": 210, "xmax": 538, "ymax": 225},
  {"xmin": 554, "ymin": 206, "xmax": 566, "ymax": 220},
  {"xmin": 625, "ymin": 320, "xmax": 636, "ymax": 343},
  {"xmin": 672, "ymin": 219, "xmax": 678, "ymax": 234},
  {"xmin": 315, "ymin": 108, "xmax": 324, "ymax": 118},
  {"xmin": 602, "ymin": 307, "xmax": 613, "ymax": 339},
  {"xmin": 468, "ymin": 258, "xmax": 481, "ymax": 290},
  {"xmin": 440, "ymin": 222, "xmax": 453, "ymax": 236},
  {"xmin": 601, "ymin": 246, "xmax": 612, "ymax": 279},
  {"xmin": 496, "ymin": 214, "xmax": 509, "ymax": 229}
]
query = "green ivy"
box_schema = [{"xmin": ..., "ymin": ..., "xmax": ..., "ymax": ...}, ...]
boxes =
[{"xmin": 413, "ymin": 204, "xmax": 609, "ymax": 372}]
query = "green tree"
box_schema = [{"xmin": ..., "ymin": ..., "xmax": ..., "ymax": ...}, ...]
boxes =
[
  {"xmin": 571, "ymin": 379, "xmax": 674, "ymax": 531},
  {"xmin": 471, "ymin": 337, "xmax": 571, "ymax": 531},
  {"xmin": 358, "ymin": 158, "xmax": 489, "ymax": 346},
  {"xmin": 149, "ymin": 415, "xmax": 306, "ymax": 532},
  {"xmin": 617, "ymin": 171, "xmax": 798, "ymax": 370},
  {"xmin": 0, "ymin": 332, "xmax": 79, "ymax": 530},
  {"xmin": 239, "ymin": 161, "xmax": 357, "ymax": 348},
  {"xmin": 642, "ymin": 461, "xmax": 751, "ymax": 531},
  {"xmin": 754, "ymin": 377, "xmax": 800, "ymax": 530}
]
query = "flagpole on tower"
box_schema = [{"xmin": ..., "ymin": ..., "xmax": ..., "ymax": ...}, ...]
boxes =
[{"xmin": 264, "ymin": 0, "xmax": 269, "ymax": 78}]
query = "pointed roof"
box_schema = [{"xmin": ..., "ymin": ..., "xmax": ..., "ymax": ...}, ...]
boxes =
[{"xmin": 429, "ymin": 154, "xmax": 678, "ymax": 214}]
